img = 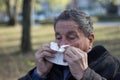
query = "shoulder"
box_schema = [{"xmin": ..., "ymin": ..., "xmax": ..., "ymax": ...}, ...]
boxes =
[
  {"xmin": 89, "ymin": 45, "xmax": 119, "ymax": 61},
  {"xmin": 88, "ymin": 45, "xmax": 120, "ymax": 79}
]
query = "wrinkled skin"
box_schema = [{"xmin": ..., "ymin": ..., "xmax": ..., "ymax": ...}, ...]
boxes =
[
  {"xmin": 35, "ymin": 43, "xmax": 55, "ymax": 76},
  {"xmin": 35, "ymin": 20, "xmax": 94, "ymax": 79}
]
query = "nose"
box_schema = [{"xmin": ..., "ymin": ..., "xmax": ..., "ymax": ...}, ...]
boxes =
[{"xmin": 59, "ymin": 37, "xmax": 68, "ymax": 46}]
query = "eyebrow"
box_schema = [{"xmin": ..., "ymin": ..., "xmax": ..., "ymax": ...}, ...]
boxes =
[
  {"xmin": 55, "ymin": 31, "xmax": 77, "ymax": 36},
  {"xmin": 67, "ymin": 31, "xmax": 77, "ymax": 35}
]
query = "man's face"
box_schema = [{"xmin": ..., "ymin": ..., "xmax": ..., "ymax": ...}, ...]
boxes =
[{"xmin": 54, "ymin": 20, "xmax": 94, "ymax": 52}]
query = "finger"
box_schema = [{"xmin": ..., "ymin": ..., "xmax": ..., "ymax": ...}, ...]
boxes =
[
  {"xmin": 64, "ymin": 47, "xmax": 86, "ymax": 63},
  {"xmin": 75, "ymin": 49, "xmax": 86, "ymax": 58},
  {"xmin": 41, "ymin": 43, "xmax": 57, "ymax": 53},
  {"xmin": 42, "ymin": 47, "xmax": 56, "ymax": 54},
  {"xmin": 35, "ymin": 51, "xmax": 55, "ymax": 64},
  {"xmin": 64, "ymin": 51, "xmax": 76, "ymax": 59},
  {"xmin": 35, "ymin": 50, "xmax": 55, "ymax": 61},
  {"xmin": 64, "ymin": 53, "xmax": 72, "ymax": 63},
  {"xmin": 64, "ymin": 47, "xmax": 78, "ymax": 58},
  {"xmin": 41, "ymin": 51, "xmax": 55, "ymax": 58},
  {"xmin": 67, "ymin": 46, "xmax": 86, "ymax": 58},
  {"xmin": 36, "ymin": 45, "xmax": 55, "ymax": 57}
]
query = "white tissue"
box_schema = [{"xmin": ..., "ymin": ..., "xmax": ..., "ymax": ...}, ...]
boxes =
[
  {"xmin": 50, "ymin": 42, "xmax": 69, "ymax": 52},
  {"xmin": 45, "ymin": 42, "xmax": 69, "ymax": 66}
]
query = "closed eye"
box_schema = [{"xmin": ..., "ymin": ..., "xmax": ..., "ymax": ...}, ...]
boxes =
[
  {"xmin": 68, "ymin": 36, "xmax": 76, "ymax": 40},
  {"xmin": 55, "ymin": 34, "xmax": 62, "ymax": 40}
]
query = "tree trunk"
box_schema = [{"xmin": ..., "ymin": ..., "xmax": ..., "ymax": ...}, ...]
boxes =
[
  {"xmin": 21, "ymin": 0, "xmax": 32, "ymax": 53},
  {"xmin": 5, "ymin": 0, "xmax": 17, "ymax": 26}
]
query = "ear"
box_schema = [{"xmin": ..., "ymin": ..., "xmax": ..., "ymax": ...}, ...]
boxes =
[{"xmin": 88, "ymin": 33, "xmax": 94, "ymax": 49}]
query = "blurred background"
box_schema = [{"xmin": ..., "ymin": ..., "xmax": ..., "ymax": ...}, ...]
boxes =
[{"xmin": 0, "ymin": 0, "xmax": 120, "ymax": 80}]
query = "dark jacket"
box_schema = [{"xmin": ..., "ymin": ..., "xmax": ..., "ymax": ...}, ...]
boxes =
[{"xmin": 19, "ymin": 45, "xmax": 120, "ymax": 80}]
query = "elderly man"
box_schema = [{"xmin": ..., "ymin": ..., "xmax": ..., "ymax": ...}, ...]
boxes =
[{"xmin": 19, "ymin": 9, "xmax": 120, "ymax": 80}]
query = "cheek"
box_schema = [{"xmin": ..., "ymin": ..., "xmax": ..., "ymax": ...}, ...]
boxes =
[
  {"xmin": 71, "ymin": 41, "xmax": 81, "ymax": 48},
  {"xmin": 71, "ymin": 39, "xmax": 90, "ymax": 52}
]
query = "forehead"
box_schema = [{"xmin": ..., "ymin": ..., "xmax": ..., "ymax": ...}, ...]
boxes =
[{"xmin": 55, "ymin": 20, "xmax": 80, "ymax": 33}]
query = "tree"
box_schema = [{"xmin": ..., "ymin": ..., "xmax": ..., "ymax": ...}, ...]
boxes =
[
  {"xmin": 96, "ymin": 0, "xmax": 120, "ymax": 15},
  {"xmin": 106, "ymin": 1, "xmax": 118, "ymax": 15},
  {"xmin": 5, "ymin": 0, "xmax": 18, "ymax": 26},
  {"xmin": 21, "ymin": 0, "xmax": 33, "ymax": 53}
]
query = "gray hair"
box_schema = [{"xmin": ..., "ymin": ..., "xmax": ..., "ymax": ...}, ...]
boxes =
[{"xmin": 54, "ymin": 9, "xmax": 93, "ymax": 37}]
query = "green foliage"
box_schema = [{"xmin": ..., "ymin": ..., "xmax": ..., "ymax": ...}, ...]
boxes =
[
  {"xmin": 34, "ymin": 0, "xmax": 70, "ymax": 11},
  {"xmin": 49, "ymin": 0, "xmax": 70, "ymax": 10},
  {"xmin": 17, "ymin": 0, "xmax": 23, "ymax": 13},
  {"xmin": 0, "ymin": 0, "xmax": 6, "ymax": 12},
  {"xmin": 98, "ymin": 0, "xmax": 120, "ymax": 5}
]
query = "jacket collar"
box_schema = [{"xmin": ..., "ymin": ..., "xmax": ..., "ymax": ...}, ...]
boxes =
[{"xmin": 88, "ymin": 45, "xmax": 109, "ymax": 65}]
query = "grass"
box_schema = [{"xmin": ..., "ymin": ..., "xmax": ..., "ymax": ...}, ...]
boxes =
[
  {"xmin": 94, "ymin": 26, "xmax": 120, "ymax": 56},
  {"xmin": 0, "ymin": 25, "xmax": 120, "ymax": 80}
]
